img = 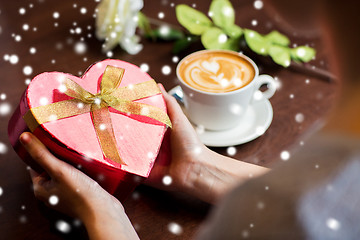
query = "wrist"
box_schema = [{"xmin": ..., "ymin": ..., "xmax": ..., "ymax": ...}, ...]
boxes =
[
  {"xmin": 81, "ymin": 199, "xmax": 139, "ymax": 240},
  {"xmin": 180, "ymin": 148, "xmax": 227, "ymax": 203},
  {"xmin": 182, "ymin": 149, "xmax": 269, "ymax": 204},
  {"xmin": 79, "ymin": 195, "xmax": 123, "ymax": 226}
]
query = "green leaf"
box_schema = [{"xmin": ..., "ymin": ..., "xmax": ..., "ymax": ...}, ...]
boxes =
[
  {"xmin": 290, "ymin": 46, "xmax": 316, "ymax": 62},
  {"xmin": 265, "ymin": 30, "xmax": 290, "ymax": 46},
  {"xmin": 223, "ymin": 24, "xmax": 243, "ymax": 39},
  {"xmin": 268, "ymin": 45, "xmax": 291, "ymax": 67},
  {"xmin": 244, "ymin": 29, "xmax": 269, "ymax": 55},
  {"xmin": 201, "ymin": 27, "xmax": 239, "ymax": 51},
  {"xmin": 176, "ymin": 4, "xmax": 213, "ymax": 35},
  {"xmin": 172, "ymin": 36, "xmax": 199, "ymax": 54},
  {"xmin": 152, "ymin": 27, "xmax": 184, "ymax": 41},
  {"xmin": 223, "ymin": 37, "xmax": 240, "ymax": 51},
  {"xmin": 137, "ymin": 12, "xmax": 151, "ymax": 33},
  {"xmin": 209, "ymin": 0, "xmax": 235, "ymax": 29}
]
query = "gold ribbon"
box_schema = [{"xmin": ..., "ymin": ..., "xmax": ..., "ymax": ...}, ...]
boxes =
[{"xmin": 24, "ymin": 65, "xmax": 172, "ymax": 165}]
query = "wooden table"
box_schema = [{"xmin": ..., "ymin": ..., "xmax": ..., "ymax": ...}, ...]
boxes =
[{"xmin": 0, "ymin": 0, "xmax": 339, "ymax": 239}]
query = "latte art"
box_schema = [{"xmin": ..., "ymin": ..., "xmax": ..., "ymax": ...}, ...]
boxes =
[{"xmin": 178, "ymin": 52, "xmax": 255, "ymax": 93}]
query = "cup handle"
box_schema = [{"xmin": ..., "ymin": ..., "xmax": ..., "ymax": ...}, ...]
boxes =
[{"xmin": 252, "ymin": 74, "xmax": 276, "ymax": 103}]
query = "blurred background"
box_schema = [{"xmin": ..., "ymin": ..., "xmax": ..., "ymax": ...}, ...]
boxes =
[{"xmin": 0, "ymin": 0, "xmax": 359, "ymax": 239}]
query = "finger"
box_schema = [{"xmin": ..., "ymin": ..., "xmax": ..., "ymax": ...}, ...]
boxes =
[
  {"xmin": 158, "ymin": 84, "xmax": 202, "ymax": 145},
  {"xmin": 29, "ymin": 169, "xmax": 51, "ymax": 202},
  {"xmin": 29, "ymin": 168, "xmax": 49, "ymax": 183},
  {"xmin": 29, "ymin": 168, "xmax": 41, "ymax": 179},
  {"xmin": 20, "ymin": 132, "xmax": 66, "ymax": 178}
]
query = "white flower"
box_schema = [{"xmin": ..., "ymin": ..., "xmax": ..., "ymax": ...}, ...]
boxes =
[{"xmin": 96, "ymin": 0, "xmax": 144, "ymax": 54}]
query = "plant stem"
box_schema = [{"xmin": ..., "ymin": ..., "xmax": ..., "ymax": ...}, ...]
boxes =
[
  {"xmin": 147, "ymin": 17, "xmax": 184, "ymax": 31},
  {"xmin": 289, "ymin": 62, "xmax": 336, "ymax": 82}
]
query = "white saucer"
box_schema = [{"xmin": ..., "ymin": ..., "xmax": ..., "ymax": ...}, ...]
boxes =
[{"xmin": 168, "ymin": 86, "xmax": 274, "ymax": 147}]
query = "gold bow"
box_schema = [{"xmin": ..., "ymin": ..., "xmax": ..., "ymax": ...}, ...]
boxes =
[{"xmin": 24, "ymin": 65, "xmax": 171, "ymax": 165}]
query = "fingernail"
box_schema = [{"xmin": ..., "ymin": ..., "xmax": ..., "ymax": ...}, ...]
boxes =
[
  {"xmin": 19, "ymin": 132, "xmax": 31, "ymax": 145},
  {"xmin": 158, "ymin": 83, "xmax": 165, "ymax": 92}
]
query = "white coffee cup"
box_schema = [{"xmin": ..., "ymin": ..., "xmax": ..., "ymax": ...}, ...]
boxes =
[{"xmin": 176, "ymin": 50, "xmax": 276, "ymax": 131}]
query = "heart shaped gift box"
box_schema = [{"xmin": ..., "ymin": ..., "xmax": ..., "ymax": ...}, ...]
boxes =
[{"xmin": 8, "ymin": 59, "xmax": 171, "ymax": 200}]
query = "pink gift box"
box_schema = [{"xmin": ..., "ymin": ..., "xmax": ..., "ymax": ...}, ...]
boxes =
[{"xmin": 8, "ymin": 59, "xmax": 171, "ymax": 200}]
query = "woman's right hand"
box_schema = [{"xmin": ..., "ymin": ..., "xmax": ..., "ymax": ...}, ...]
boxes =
[
  {"xmin": 146, "ymin": 85, "xmax": 269, "ymax": 204},
  {"xmin": 146, "ymin": 84, "xmax": 209, "ymax": 192}
]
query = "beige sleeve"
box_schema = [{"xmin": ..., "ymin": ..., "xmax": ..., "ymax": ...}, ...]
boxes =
[{"xmin": 196, "ymin": 134, "xmax": 360, "ymax": 239}]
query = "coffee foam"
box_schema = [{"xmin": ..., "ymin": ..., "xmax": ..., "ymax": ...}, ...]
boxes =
[{"xmin": 179, "ymin": 52, "xmax": 255, "ymax": 93}]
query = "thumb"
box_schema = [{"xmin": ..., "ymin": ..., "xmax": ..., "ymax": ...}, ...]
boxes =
[
  {"xmin": 158, "ymin": 84, "xmax": 194, "ymax": 130},
  {"xmin": 158, "ymin": 84, "xmax": 202, "ymax": 147},
  {"xmin": 20, "ymin": 132, "xmax": 67, "ymax": 178}
]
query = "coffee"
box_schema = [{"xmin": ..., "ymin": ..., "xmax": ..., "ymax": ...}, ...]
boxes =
[
  {"xmin": 178, "ymin": 51, "xmax": 255, "ymax": 93},
  {"xmin": 176, "ymin": 50, "xmax": 276, "ymax": 131}
]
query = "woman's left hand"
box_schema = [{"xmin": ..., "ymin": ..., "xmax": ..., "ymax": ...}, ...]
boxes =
[{"xmin": 20, "ymin": 132, "xmax": 139, "ymax": 239}]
